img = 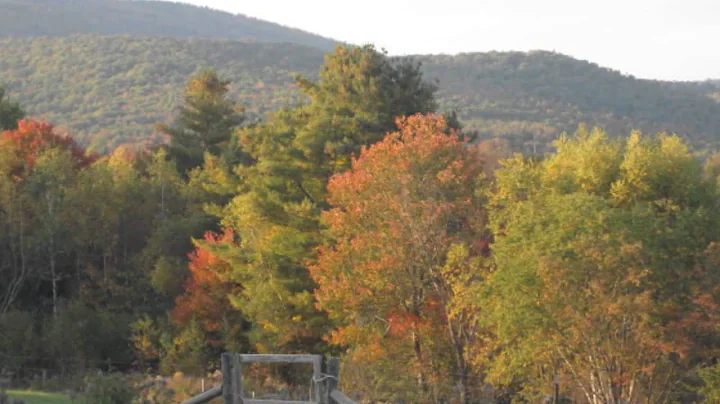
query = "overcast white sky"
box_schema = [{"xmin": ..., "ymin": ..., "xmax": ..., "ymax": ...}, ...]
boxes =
[{"xmin": 164, "ymin": 0, "xmax": 719, "ymax": 81}]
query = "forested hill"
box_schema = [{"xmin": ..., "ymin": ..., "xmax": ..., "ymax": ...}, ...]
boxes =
[
  {"xmin": 0, "ymin": 35, "xmax": 326, "ymax": 151},
  {"xmin": 0, "ymin": 0, "xmax": 339, "ymax": 50},
  {"xmin": 1, "ymin": 35, "xmax": 720, "ymax": 153},
  {"xmin": 419, "ymin": 52, "xmax": 720, "ymax": 152}
]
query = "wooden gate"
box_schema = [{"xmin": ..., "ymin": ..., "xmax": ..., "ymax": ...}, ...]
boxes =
[{"xmin": 181, "ymin": 354, "xmax": 355, "ymax": 404}]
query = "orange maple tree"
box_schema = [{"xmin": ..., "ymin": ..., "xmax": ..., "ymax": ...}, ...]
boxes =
[
  {"xmin": 311, "ymin": 114, "xmax": 490, "ymax": 402},
  {"xmin": 171, "ymin": 229, "xmax": 241, "ymax": 342}
]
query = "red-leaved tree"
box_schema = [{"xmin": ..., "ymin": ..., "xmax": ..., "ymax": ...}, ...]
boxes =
[
  {"xmin": 311, "ymin": 114, "xmax": 491, "ymax": 403},
  {"xmin": 171, "ymin": 229, "xmax": 243, "ymax": 348},
  {"xmin": 0, "ymin": 119, "xmax": 96, "ymax": 179}
]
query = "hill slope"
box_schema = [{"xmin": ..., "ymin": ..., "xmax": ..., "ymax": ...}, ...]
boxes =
[
  {"xmin": 1, "ymin": 35, "xmax": 720, "ymax": 153},
  {"xmin": 419, "ymin": 52, "xmax": 720, "ymax": 152},
  {"xmin": 0, "ymin": 35, "xmax": 325, "ymax": 150},
  {"xmin": 0, "ymin": 0, "xmax": 339, "ymax": 50}
]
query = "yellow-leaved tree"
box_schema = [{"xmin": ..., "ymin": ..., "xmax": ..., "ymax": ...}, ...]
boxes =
[{"xmin": 484, "ymin": 126, "xmax": 720, "ymax": 403}]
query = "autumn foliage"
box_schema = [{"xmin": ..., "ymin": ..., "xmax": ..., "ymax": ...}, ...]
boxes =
[
  {"xmin": 485, "ymin": 128, "xmax": 720, "ymax": 403},
  {"xmin": 171, "ymin": 229, "xmax": 239, "ymax": 338},
  {"xmin": 3, "ymin": 44, "xmax": 720, "ymax": 404},
  {"xmin": 0, "ymin": 119, "xmax": 96, "ymax": 178},
  {"xmin": 311, "ymin": 114, "xmax": 489, "ymax": 401}
]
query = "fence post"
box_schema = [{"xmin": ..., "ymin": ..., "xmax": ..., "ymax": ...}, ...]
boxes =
[
  {"xmin": 313, "ymin": 356, "xmax": 322, "ymax": 404},
  {"xmin": 233, "ymin": 354, "xmax": 243, "ymax": 404},
  {"xmin": 221, "ymin": 353, "xmax": 232, "ymax": 404},
  {"xmin": 326, "ymin": 358, "xmax": 340, "ymax": 404}
]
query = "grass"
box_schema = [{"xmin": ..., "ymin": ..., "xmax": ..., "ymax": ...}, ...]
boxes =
[{"xmin": 5, "ymin": 390, "xmax": 72, "ymax": 404}]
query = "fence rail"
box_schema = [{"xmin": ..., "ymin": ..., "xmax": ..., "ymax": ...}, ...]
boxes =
[
  {"xmin": 180, "ymin": 353, "xmax": 355, "ymax": 404},
  {"xmin": 329, "ymin": 390, "xmax": 354, "ymax": 404},
  {"xmin": 181, "ymin": 386, "xmax": 222, "ymax": 404}
]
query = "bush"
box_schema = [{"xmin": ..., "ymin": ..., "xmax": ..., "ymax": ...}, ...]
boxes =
[
  {"xmin": 698, "ymin": 363, "xmax": 720, "ymax": 403},
  {"xmin": 158, "ymin": 320, "xmax": 208, "ymax": 377},
  {"xmin": 81, "ymin": 373, "xmax": 136, "ymax": 404},
  {"xmin": 44, "ymin": 302, "xmax": 133, "ymax": 373},
  {"xmin": 134, "ymin": 372, "xmax": 222, "ymax": 404},
  {"xmin": 0, "ymin": 311, "xmax": 39, "ymax": 371}
]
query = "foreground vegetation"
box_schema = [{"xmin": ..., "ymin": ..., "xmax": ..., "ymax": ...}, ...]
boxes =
[{"xmin": 1, "ymin": 44, "xmax": 720, "ymax": 403}]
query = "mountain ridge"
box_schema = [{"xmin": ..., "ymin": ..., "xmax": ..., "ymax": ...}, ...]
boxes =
[
  {"xmin": 1, "ymin": 0, "xmax": 719, "ymax": 154},
  {"xmin": 0, "ymin": 0, "xmax": 341, "ymax": 50}
]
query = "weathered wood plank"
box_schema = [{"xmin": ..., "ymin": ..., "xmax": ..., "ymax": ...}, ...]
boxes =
[
  {"xmin": 232, "ymin": 354, "xmax": 242, "ymax": 404},
  {"xmin": 222, "ymin": 353, "xmax": 233, "ymax": 404},
  {"xmin": 325, "ymin": 358, "xmax": 340, "ymax": 404},
  {"xmin": 312, "ymin": 356, "xmax": 322, "ymax": 403},
  {"xmin": 330, "ymin": 390, "xmax": 355, "ymax": 404},
  {"xmin": 242, "ymin": 400, "xmax": 315, "ymax": 404},
  {"xmin": 238, "ymin": 354, "xmax": 322, "ymax": 364},
  {"xmin": 180, "ymin": 385, "xmax": 223, "ymax": 404}
]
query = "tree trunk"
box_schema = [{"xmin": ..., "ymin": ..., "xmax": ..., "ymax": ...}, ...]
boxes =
[
  {"xmin": 412, "ymin": 329, "xmax": 428, "ymax": 393},
  {"xmin": 51, "ymin": 254, "xmax": 58, "ymax": 317},
  {"xmin": 447, "ymin": 318, "xmax": 469, "ymax": 404}
]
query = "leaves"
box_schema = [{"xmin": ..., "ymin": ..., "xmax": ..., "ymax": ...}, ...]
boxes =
[
  {"xmin": 1, "ymin": 36, "xmax": 720, "ymax": 404},
  {"xmin": 0, "ymin": 85, "xmax": 24, "ymax": 131},
  {"xmin": 158, "ymin": 70, "xmax": 245, "ymax": 174},
  {"xmin": 312, "ymin": 114, "xmax": 490, "ymax": 401},
  {"xmin": 484, "ymin": 127, "xmax": 720, "ymax": 403},
  {"xmin": 0, "ymin": 119, "xmax": 96, "ymax": 179},
  {"xmin": 205, "ymin": 45, "xmax": 440, "ymax": 354},
  {"xmin": 171, "ymin": 229, "xmax": 240, "ymax": 335}
]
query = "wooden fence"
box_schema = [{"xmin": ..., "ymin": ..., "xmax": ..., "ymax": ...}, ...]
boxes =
[{"xmin": 180, "ymin": 354, "xmax": 355, "ymax": 404}]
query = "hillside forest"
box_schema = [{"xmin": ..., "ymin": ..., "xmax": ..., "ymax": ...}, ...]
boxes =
[
  {"xmin": 2, "ymin": 35, "xmax": 720, "ymax": 156},
  {"xmin": 2, "ymin": 45, "xmax": 720, "ymax": 404}
]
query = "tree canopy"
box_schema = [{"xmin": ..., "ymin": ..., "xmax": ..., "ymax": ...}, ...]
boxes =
[
  {"xmin": 158, "ymin": 70, "xmax": 245, "ymax": 174},
  {"xmin": 312, "ymin": 114, "xmax": 491, "ymax": 403},
  {"xmin": 484, "ymin": 127, "xmax": 720, "ymax": 402},
  {"xmin": 2, "ymin": 33, "xmax": 720, "ymax": 404}
]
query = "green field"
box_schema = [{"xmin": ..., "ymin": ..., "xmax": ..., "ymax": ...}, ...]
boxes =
[{"xmin": 6, "ymin": 391, "xmax": 72, "ymax": 404}]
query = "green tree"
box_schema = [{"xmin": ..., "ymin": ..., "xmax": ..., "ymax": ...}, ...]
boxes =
[
  {"xmin": 0, "ymin": 85, "xmax": 23, "ymax": 131},
  {"xmin": 66, "ymin": 148, "xmax": 149, "ymax": 312},
  {"xmin": 0, "ymin": 120, "xmax": 93, "ymax": 315},
  {"xmin": 206, "ymin": 45, "xmax": 439, "ymax": 354},
  {"xmin": 0, "ymin": 172, "xmax": 32, "ymax": 315},
  {"xmin": 159, "ymin": 70, "xmax": 245, "ymax": 174},
  {"xmin": 25, "ymin": 148, "xmax": 78, "ymax": 316},
  {"xmin": 291, "ymin": 45, "xmax": 438, "ymax": 174}
]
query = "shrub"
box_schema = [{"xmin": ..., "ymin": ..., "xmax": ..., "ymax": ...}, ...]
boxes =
[
  {"xmin": 81, "ymin": 373, "xmax": 136, "ymax": 404},
  {"xmin": 698, "ymin": 363, "xmax": 720, "ymax": 403}
]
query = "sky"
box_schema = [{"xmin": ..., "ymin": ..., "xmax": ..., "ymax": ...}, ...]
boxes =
[{"xmin": 164, "ymin": 0, "xmax": 719, "ymax": 81}]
